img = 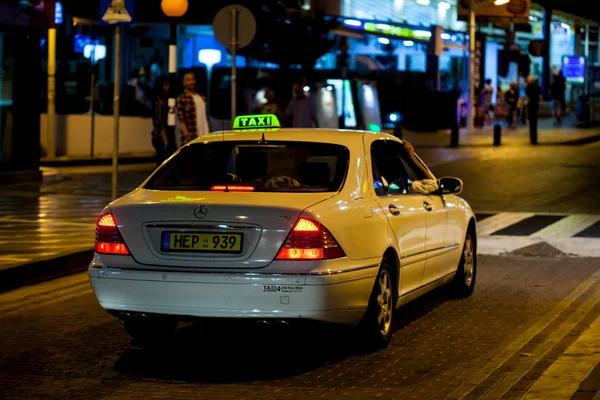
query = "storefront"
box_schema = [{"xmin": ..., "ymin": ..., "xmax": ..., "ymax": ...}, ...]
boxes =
[{"xmin": 0, "ymin": 0, "xmax": 52, "ymax": 183}]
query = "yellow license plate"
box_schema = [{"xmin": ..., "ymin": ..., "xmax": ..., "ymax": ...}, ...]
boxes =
[{"xmin": 162, "ymin": 232, "xmax": 243, "ymax": 253}]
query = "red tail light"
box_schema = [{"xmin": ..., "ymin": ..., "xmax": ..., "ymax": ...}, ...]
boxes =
[
  {"xmin": 211, "ymin": 185, "xmax": 255, "ymax": 192},
  {"xmin": 276, "ymin": 217, "xmax": 345, "ymax": 260},
  {"xmin": 95, "ymin": 212, "xmax": 129, "ymax": 255}
]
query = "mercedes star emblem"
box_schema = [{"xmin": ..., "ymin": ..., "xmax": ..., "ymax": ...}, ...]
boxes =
[{"xmin": 194, "ymin": 205, "xmax": 208, "ymax": 219}]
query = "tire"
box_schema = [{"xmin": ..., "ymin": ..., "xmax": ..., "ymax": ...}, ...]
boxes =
[
  {"xmin": 448, "ymin": 229, "xmax": 476, "ymax": 298},
  {"xmin": 123, "ymin": 315, "xmax": 177, "ymax": 347},
  {"xmin": 358, "ymin": 256, "xmax": 395, "ymax": 350}
]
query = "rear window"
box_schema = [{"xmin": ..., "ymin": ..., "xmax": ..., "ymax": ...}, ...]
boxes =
[{"xmin": 144, "ymin": 141, "xmax": 349, "ymax": 192}]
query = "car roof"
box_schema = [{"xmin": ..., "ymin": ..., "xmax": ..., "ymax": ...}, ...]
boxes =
[{"xmin": 191, "ymin": 128, "xmax": 397, "ymax": 147}]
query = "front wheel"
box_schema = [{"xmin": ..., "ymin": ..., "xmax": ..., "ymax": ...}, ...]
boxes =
[
  {"xmin": 448, "ymin": 230, "xmax": 476, "ymax": 298},
  {"xmin": 358, "ymin": 257, "xmax": 395, "ymax": 350}
]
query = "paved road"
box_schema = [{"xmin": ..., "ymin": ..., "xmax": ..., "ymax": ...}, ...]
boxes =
[
  {"xmin": 1, "ymin": 255, "xmax": 599, "ymax": 399},
  {"xmin": 417, "ymin": 142, "xmax": 600, "ymax": 215}
]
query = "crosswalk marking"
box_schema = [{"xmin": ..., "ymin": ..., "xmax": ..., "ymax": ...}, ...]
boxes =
[
  {"xmin": 534, "ymin": 214, "xmax": 600, "ymax": 239},
  {"xmin": 476, "ymin": 212, "xmax": 535, "ymax": 236}
]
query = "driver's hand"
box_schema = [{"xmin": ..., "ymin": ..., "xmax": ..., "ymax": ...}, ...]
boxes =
[{"xmin": 403, "ymin": 141, "xmax": 415, "ymax": 156}]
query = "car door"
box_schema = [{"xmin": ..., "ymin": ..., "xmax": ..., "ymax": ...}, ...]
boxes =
[
  {"xmin": 386, "ymin": 141, "xmax": 451, "ymax": 285},
  {"xmin": 369, "ymin": 139, "xmax": 429, "ymax": 296}
]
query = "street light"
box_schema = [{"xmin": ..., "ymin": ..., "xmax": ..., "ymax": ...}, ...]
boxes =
[
  {"xmin": 102, "ymin": 0, "xmax": 131, "ymax": 200},
  {"xmin": 198, "ymin": 49, "xmax": 221, "ymax": 118},
  {"xmin": 161, "ymin": 0, "xmax": 189, "ymax": 142}
]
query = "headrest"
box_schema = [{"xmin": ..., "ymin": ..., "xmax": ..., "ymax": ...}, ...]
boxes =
[
  {"xmin": 299, "ymin": 162, "xmax": 331, "ymax": 187},
  {"xmin": 236, "ymin": 151, "xmax": 268, "ymax": 180}
]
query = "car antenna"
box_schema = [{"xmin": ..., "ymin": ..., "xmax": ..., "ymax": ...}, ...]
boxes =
[
  {"xmin": 259, "ymin": 132, "xmax": 266, "ymax": 144},
  {"xmin": 223, "ymin": 120, "xmax": 229, "ymax": 192}
]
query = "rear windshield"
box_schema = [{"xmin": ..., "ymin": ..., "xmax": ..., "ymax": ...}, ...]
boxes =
[{"xmin": 144, "ymin": 141, "xmax": 349, "ymax": 192}]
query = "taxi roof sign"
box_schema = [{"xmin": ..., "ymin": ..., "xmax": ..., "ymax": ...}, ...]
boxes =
[{"xmin": 233, "ymin": 114, "xmax": 280, "ymax": 131}]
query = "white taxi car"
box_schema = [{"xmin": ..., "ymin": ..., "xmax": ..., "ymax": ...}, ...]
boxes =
[{"xmin": 88, "ymin": 114, "xmax": 477, "ymax": 349}]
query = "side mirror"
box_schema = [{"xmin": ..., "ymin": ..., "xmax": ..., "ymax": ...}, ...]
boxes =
[{"xmin": 438, "ymin": 177, "xmax": 463, "ymax": 195}]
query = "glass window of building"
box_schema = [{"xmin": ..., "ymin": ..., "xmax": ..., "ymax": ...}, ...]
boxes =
[{"xmin": 0, "ymin": 32, "xmax": 15, "ymax": 163}]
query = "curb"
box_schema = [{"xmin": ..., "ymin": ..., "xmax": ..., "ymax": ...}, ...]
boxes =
[
  {"xmin": 0, "ymin": 249, "xmax": 94, "ymax": 294},
  {"xmin": 41, "ymin": 167, "xmax": 63, "ymax": 183}
]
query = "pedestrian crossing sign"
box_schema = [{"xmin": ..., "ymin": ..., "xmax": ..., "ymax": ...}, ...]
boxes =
[{"xmin": 233, "ymin": 114, "xmax": 280, "ymax": 132}]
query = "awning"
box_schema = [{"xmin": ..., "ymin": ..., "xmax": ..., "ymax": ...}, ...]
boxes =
[
  {"xmin": 355, "ymin": 56, "xmax": 385, "ymax": 71},
  {"xmin": 330, "ymin": 27, "xmax": 364, "ymax": 40}
]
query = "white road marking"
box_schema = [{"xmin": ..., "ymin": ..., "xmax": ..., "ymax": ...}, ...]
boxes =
[
  {"xmin": 476, "ymin": 212, "xmax": 535, "ymax": 236},
  {"xmin": 534, "ymin": 214, "xmax": 600, "ymax": 239}
]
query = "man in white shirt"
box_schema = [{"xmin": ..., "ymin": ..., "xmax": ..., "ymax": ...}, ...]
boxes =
[{"xmin": 176, "ymin": 71, "xmax": 211, "ymax": 146}]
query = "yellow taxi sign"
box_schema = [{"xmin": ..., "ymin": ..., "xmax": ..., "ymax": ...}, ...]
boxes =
[{"xmin": 233, "ymin": 114, "xmax": 280, "ymax": 131}]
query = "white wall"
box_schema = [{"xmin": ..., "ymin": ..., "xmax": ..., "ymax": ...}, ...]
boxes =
[{"xmin": 40, "ymin": 114, "xmax": 155, "ymax": 158}]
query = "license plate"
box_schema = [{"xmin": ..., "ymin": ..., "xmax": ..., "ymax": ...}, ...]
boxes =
[{"xmin": 161, "ymin": 232, "xmax": 243, "ymax": 253}]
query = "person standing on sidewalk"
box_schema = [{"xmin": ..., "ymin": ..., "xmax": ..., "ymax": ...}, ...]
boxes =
[
  {"xmin": 505, "ymin": 83, "xmax": 519, "ymax": 128},
  {"xmin": 525, "ymin": 76, "xmax": 543, "ymax": 145},
  {"xmin": 550, "ymin": 70, "xmax": 566, "ymax": 125},
  {"xmin": 480, "ymin": 79, "xmax": 494, "ymax": 126},
  {"xmin": 150, "ymin": 76, "xmax": 176, "ymax": 166},
  {"xmin": 176, "ymin": 71, "xmax": 211, "ymax": 147},
  {"xmin": 284, "ymin": 83, "xmax": 319, "ymax": 128}
]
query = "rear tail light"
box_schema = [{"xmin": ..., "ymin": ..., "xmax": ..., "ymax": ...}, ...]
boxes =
[
  {"xmin": 95, "ymin": 212, "xmax": 129, "ymax": 255},
  {"xmin": 276, "ymin": 217, "xmax": 346, "ymax": 260}
]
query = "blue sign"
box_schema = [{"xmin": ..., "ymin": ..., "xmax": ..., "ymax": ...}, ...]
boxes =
[
  {"xmin": 562, "ymin": 56, "xmax": 585, "ymax": 84},
  {"xmin": 74, "ymin": 34, "xmax": 100, "ymax": 53},
  {"xmin": 55, "ymin": 1, "xmax": 63, "ymax": 24}
]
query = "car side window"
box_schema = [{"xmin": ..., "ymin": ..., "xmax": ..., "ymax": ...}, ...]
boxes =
[
  {"xmin": 370, "ymin": 140, "xmax": 411, "ymax": 196},
  {"xmin": 387, "ymin": 141, "xmax": 430, "ymax": 182}
]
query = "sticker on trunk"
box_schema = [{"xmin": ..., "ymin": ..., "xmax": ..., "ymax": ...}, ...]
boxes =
[{"xmin": 263, "ymin": 285, "xmax": 303, "ymax": 293}]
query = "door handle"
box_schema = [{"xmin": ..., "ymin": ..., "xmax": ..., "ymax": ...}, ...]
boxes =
[
  {"xmin": 423, "ymin": 201, "xmax": 433, "ymax": 212},
  {"xmin": 388, "ymin": 204, "xmax": 401, "ymax": 216}
]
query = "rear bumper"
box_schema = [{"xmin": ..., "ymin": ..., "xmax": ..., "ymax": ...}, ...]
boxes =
[{"xmin": 88, "ymin": 258, "xmax": 379, "ymax": 326}]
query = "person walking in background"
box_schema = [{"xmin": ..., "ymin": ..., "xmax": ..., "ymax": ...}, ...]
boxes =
[
  {"xmin": 284, "ymin": 83, "xmax": 319, "ymax": 128},
  {"xmin": 255, "ymin": 88, "xmax": 282, "ymax": 121},
  {"xmin": 504, "ymin": 82, "xmax": 519, "ymax": 128},
  {"xmin": 550, "ymin": 69, "xmax": 566, "ymax": 125},
  {"xmin": 151, "ymin": 76, "xmax": 175, "ymax": 166},
  {"xmin": 176, "ymin": 71, "xmax": 211, "ymax": 147},
  {"xmin": 480, "ymin": 79, "xmax": 494, "ymax": 125},
  {"xmin": 525, "ymin": 75, "xmax": 543, "ymax": 145}
]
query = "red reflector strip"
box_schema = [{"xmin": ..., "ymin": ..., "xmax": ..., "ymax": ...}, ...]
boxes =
[
  {"xmin": 276, "ymin": 248, "xmax": 324, "ymax": 260},
  {"xmin": 98, "ymin": 214, "xmax": 116, "ymax": 227},
  {"xmin": 211, "ymin": 185, "xmax": 255, "ymax": 192},
  {"xmin": 96, "ymin": 242, "xmax": 129, "ymax": 255}
]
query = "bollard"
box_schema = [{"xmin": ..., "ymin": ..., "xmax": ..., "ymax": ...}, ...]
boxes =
[
  {"xmin": 393, "ymin": 123, "xmax": 403, "ymax": 139},
  {"xmin": 493, "ymin": 124, "xmax": 501, "ymax": 146},
  {"xmin": 450, "ymin": 125, "xmax": 459, "ymax": 147}
]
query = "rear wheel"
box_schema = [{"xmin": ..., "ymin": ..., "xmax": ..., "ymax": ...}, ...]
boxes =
[
  {"xmin": 358, "ymin": 257, "xmax": 395, "ymax": 350},
  {"xmin": 448, "ymin": 230, "xmax": 476, "ymax": 298}
]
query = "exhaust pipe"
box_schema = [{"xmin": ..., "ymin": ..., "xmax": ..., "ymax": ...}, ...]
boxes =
[
  {"xmin": 118, "ymin": 312, "xmax": 149, "ymax": 324},
  {"xmin": 274, "ymin": 320, "xmax": 291, "ymax": 330},
  {"xmin": 118, "ymin": 312, "xmax": 132, "ymax": 323}
]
